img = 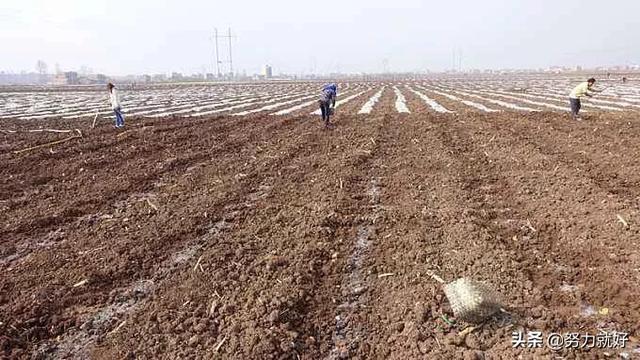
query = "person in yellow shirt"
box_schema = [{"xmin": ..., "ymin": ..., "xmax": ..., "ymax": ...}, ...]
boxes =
[{"xmin": 569, "ymin": 78, "xmax": 600, "ymax": 120}]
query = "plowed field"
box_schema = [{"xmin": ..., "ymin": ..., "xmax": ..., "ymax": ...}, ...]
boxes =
[{"xmin": 2, "ymin": 86, "xmax": 640, "ymax": 359}]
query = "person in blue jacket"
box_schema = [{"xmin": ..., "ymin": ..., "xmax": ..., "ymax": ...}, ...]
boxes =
[{"xmin": 318, "ymin": 83, "xmax": 337, "ymax": 128}]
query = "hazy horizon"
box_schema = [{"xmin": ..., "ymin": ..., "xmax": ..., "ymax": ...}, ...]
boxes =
[{"xmin": 1, "ymin": 0, "xmax": 639, "ymax": 76}]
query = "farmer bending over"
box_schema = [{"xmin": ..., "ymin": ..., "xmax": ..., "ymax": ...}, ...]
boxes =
[
  {"xmin": 569, "ymin": 78, "xmax": 601, "ymax": 121},
  {"xmin": 319, "ymin": 83, "xmax": 337, "ymax": 128},
  {"xmin": 108, "ymin": 82, "xmax": 125, "ymax": 128}
]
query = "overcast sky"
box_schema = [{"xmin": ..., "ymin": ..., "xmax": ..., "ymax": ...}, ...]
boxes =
[{"xmin": 1, "ymin": 0, "xmax": 639, "ymax": 75}]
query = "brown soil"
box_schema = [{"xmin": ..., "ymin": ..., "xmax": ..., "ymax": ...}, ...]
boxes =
[
  {"xmin": 368, "ymin": 87, "xmax": 395, "ymax": 116},
  {"xmin": 1, "ymin": 108, "xmax": 639, "ymax": 359}
]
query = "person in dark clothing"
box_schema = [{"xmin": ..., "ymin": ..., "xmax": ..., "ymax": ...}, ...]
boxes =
[{"xmin": 319, "ymin": 83, "xmax": 337, "ymax": 128}]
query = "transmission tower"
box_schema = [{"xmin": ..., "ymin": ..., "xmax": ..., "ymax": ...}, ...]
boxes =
[
  {"xmin": 228, "ymin": 28, "xmax": 233, "ymax": 76},
  {"xmin": 213, "ymin": 28, "xmax": 221, "ymax": 78},
  {"xmin": 212, "ymin": 27, "xmax": 236, "ymax": 78}
]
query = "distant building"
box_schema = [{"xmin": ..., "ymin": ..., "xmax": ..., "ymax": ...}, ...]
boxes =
[
  {"xmin": 545, "ymin": 66, "xmax": 563, "ymax": 74},
  {"xmin": 66, "ymin": 72, "xmax": 78, "ymax": 84},
  {"xmin": 78, "ymin": 77, "xmax": 93, "ymax": 85},
  {"xmin": 52, "ymin": 71, "xmax": 79, "ymax": 85},
  {"xmin": 152, "ymin": 74, "xmax": 167, "ymax": 82},
  {"xmin": 0, "ymin": 71, "xmax": 41, "ymax": 85},
  {"xmin": 96, "ymin": 74, "xmax": 108, "ymax": 84},
  {"xmin": 77, "ymin": 73, "xmax": 107, "ymax": 85},
  {"xmin": 262, "ymin": 65, "xmax": 273, "ymax": 79},
  {"xmin": 52, "ymin": 74, "xmax": 65, "ymax": 85}
]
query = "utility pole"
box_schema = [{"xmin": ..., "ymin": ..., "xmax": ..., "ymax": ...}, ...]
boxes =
[
  {"xmin": 228, "ymin": 28, "xmax": 233, "ymax": 77},
  {"xmin": 214, "ymin": 28, "xmax": 221, "ymax": 78},
  {"xmin": 452, "ymin": 49, "xmax": 456, "ymax": 72}
]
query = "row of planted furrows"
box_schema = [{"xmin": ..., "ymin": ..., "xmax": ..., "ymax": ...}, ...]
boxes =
[
  {"xmin": 1, "ymin": 80, "xmax": 639, "ymax": 120},
  {"xmin": 343, "ymin": 82, "xmax": 639, "ymax": 116},
  {"xmin": 0, "ymin": 83, "xmax": 365, "ymax": 120}
]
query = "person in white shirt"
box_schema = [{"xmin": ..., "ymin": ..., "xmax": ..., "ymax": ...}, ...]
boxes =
[
  {"xmin": 569, "ymin": 78, "xmax": 601, "ymax": 121},
  {"xmin": 108, "ymin": 82, "xmax": 125, "ymax": 128}
]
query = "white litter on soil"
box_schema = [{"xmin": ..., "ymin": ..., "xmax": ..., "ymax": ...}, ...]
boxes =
[
  {"xmin": 232, "ymin": 93, "xmax": 316, "ymax": 116},
  {"xmin": 417, "ymin": 85, "xmax": 495, "ymax": 112},
  {"xmin": 393, "ymin": 86, "xmax": 410, "ymax": 113},
  {"xmin": 448, "ymin": 89, "xmax": 541, "ymax": 112},
  {"xmin": 407, "ymin": 86, "xmax": 452, "ymax": 113},
  {"xmin": 272, "ymin": 90, "xmax": 357, "ymax": 115},
  {"xmin": 310, "ymin": 90, "xmax": 368, "ymax": 115},
  {"xmin": 462, "ymin": 88, "xmax": 569, "ymax": 111},
  {"xmin": 272, "ymin": 99, "xmax": 319, "ymax": 115},
  {"xmin": 529, "ymin": 90, "xmax": 627, "ymax": 111},
  {"xmin": 357, "ymin": 86, "xmax": 386, "ymax": 114}
]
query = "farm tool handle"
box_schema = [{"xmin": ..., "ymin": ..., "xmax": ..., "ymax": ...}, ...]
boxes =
[
  {"xmin": 91, "ymin": 111, "xmax": 100, "ymax": 128},
  {"xmin": 13, "ymin": 129, "xmax": 83, "ymax": 154},
  {"xmin": 426, "ymin": 269, "xmax": 446, "ymax": 284}
]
